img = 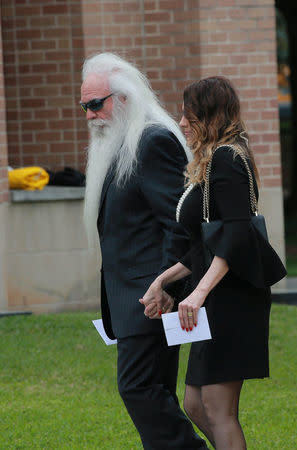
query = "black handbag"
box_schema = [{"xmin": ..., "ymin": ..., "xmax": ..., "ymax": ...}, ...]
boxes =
[{"xmin": 201, "ymin": 145, "xmax": 269, "ymax": 268}]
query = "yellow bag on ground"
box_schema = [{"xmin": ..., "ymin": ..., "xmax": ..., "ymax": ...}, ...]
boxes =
[{"xmin": 8, "ymin": 167, "xmax": 49, "ymax": 190}]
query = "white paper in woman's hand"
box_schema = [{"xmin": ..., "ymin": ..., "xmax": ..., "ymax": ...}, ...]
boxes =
[{"xmin": 161, "ymin": 308, "xmax": 212, "ymax": 346}]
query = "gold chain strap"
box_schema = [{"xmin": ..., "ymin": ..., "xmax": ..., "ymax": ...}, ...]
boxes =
[{"xmin": 203, "ymin": 145, "xmax": 258, "ymax": 222}]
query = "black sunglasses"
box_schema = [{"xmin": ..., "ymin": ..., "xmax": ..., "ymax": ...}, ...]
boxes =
[{"xmin": 80, "ymin": 93, "xmax": 113, "ymax": 113}]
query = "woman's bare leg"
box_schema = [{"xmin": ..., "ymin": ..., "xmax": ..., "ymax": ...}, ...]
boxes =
[
  {"xmin": 184, "ymin": 385, "xmax": 215, "ymax": 447},
  {"xmin": 201, "ymin": 380, "xmax": 246, "ymax": 450}
]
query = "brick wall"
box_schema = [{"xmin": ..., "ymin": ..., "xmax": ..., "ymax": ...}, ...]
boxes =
[
  {"xmin": 2, "ymin": 0, "xmax": 85, "ymax": 171},
  {"xmin": 1, "ymin": 0, "xmax": 282, "ymax": 191},
  {"xmin": 80, "ymin": 1, "xmax": 201, "ymax": 115},
  {"xmin": 0, "ymin": 16, "xmax": 8, "ymax": 203}
]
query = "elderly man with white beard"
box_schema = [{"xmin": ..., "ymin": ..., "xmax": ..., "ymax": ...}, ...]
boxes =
[{"xmin": 81, "ymin": 53, "xmax": 208, "ymax": 450}]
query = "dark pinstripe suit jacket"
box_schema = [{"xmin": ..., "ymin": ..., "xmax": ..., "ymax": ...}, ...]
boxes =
[{"xmin": 97, "ymin": 126, "xmax": 190, "ymax": 339}]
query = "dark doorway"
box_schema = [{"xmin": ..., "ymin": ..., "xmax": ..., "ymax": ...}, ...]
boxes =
[{"xmin": 276, "ymin": 0, "xmax": 297, "ymax": 276}]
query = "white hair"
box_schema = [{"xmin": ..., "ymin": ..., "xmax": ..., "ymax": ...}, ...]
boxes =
[{"xmin": 83, "ymin": 52, "xmax": 192, "ymax": 245}]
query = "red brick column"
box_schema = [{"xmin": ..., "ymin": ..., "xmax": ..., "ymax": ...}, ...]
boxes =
[
  {"xmin": 195, "ymin": 0, "xmax": 281, "ymax": 189},
  {"xmin": 0, "ymin": 16, "xmax": 9, "ymax": 310},
  {"xmin": 0, "ymin": 17, "xmax": 8, "ymax": 201},
  {"xmin": 194, "ymin": 0, "xmax": 285, "ymax": 263}
]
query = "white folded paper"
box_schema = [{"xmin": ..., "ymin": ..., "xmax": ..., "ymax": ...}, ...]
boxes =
[
  {"xmin": 92, "ymin": 319, "xmax": 117, "ymax": 345},
  {"xmin": 161, "ymin": 307, "xmax": 212, "ymax": 346}
]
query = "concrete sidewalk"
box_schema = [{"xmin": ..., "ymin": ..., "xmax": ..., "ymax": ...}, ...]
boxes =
[
  {"xmin": 272, "ymin": 277, "xmax": 297, "ymax": 305},
  {"xmin": 286, "ymin": 277, "xmax": 297, "ymax": 291}
]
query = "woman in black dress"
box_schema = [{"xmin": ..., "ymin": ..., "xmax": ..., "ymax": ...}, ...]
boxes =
[{"xmin": 141, "ymin": 77, "xmax": 286, "ymax": 449}]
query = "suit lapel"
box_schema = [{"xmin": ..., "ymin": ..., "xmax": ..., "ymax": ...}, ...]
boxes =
[{"xmin": 98, "ymin": 165, "xmax": 115, "ymax": 216}]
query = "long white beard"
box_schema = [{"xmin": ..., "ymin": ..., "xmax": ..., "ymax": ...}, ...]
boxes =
[
  {"xmin": 83, "ymin": 96, "xmax": 191, "ymax": 247},
  {"xmin": 84, "ymin": 113, "xmax": 128, "ymax": 246}
]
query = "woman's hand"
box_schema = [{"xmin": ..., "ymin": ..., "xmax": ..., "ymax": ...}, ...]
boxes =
[
  {"xmin": 178, "ymin": 256, "xmax": 228, "ymax": 331},
  {"xmin": 178, "ymin": 288, "xmax": 208, "ymax": 331}
]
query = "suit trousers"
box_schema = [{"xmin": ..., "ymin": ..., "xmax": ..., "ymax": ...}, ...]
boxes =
[{"xmin": 117, "ymin": 333, "xmax": 208, "ymax": 450}]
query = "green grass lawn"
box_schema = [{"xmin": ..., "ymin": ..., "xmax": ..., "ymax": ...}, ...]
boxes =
[{"xmin": 0, "ymin": 304, "xmax": 296, "ymax": 450}]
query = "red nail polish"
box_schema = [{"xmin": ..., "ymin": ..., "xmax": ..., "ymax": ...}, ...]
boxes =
[
  {"xmin": 158, "ymin": 311, "xmax": 162, "ymax": 316},
  {"xmin": 189, "ymin": 327, "xmax": 192, "ymax": 331},
  {"xmin": 182, "ymin": 326, "xmax": 185, "ymax": 330},
  {"xmin": 194, "ymin": 323, "xmax": 197, "ymax": 327},
  {"xmin": 186, "ymin": 328, "xmax": 188, "ymax": 332}
]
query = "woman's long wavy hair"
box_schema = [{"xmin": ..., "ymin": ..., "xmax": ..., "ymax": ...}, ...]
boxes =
[{"xmin": 183, "ymin": 76, "xmax": 259, "ymax": 185}]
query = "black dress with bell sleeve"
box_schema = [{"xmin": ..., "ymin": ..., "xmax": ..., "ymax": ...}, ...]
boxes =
[{"xmin": 176, "ymin": 146, "xmax": 286, "ymax": 386}]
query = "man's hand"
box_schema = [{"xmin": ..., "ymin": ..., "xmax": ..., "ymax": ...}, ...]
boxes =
[
  {"xmin": 139, "ymin": 279, "xmax": 163, "ymax": 315},
  {"xmin": 143, "ymin": 291, "xmax": 174, "ymax": 319},
  {"xmin": 139, "ymin": 280, "xmax": 174, "ymax": 319}
]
